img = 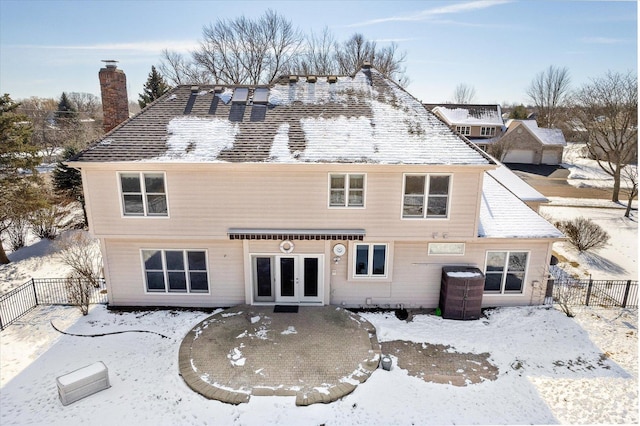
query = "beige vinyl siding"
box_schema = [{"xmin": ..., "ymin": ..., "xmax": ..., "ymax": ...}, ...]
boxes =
[
  {"xmin": 83, "ymin": 164, "xmax": 487, "ymax": 242},
  {"xmin": 103, "ymin": 239, "xmax": 245, "ymax": 307},
  {"xmin": 329, "ymin": 240, "xmax": 553, "ymax": 308}
]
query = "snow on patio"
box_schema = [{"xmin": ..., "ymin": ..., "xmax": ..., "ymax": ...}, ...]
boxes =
[{"xmin": 0, "ymin": 303, "xmax": 636, "ymax": 425}]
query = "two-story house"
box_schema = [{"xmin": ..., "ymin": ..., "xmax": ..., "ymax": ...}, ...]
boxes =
[
  {"xmin": 426, "ymin": 104, "xmax": 505, "ymax": 151},
  {"xmin": 69, "ymin": 63, "xmax": 562, "ymax": 310}
]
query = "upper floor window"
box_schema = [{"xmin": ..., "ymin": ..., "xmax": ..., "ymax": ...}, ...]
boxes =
[
  {"xmin": 484, "ymin": 251, "xmax": 528, "ymax": 294},
  {"xmin": 120, "ymin": 172, "xmax": 168, "ymax": 216},
  {"xmin": 354, "ymin": 243, "xmax": 388, "ymax": 278},
  {"xmin": 329, "ymin": 174, "xmax": 365, "ymax": 207},
  {"xmin": 456, "ymin": 126, "xmax": 471, "ymax": 135},
  {"xmin": 142, "ymin": 249, "xmax": 209, "ymax": 293},
  {"xmin": 402, "ymin": 174, "xmax": 451, "ymax": 219},
  {"xmin": 481, "ymin": 126, "xmax": 496, "ymax": 137}
]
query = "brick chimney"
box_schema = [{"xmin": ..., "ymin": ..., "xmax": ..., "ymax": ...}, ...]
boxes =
[{"xmin": 99, "ymin": 60, "xmax": 130, "ymax": 133}]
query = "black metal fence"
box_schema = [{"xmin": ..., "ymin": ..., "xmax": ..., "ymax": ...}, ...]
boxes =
[
  {"xmin": 550, "ymin": 266, "xmax": 638, "ymax": 309},
  {"xmin": 0, "ymin": 278, "xmax": 107, "ymax": 330}
]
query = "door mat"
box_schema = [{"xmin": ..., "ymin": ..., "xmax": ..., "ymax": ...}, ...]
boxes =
[{"xmin": 274, "ymin": 305, "xmax": 298, "ymax": 313}]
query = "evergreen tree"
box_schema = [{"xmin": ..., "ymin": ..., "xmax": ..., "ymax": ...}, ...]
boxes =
[
  {"xmin": 55, "ymin": 92, "xmax": 78, "ymax": 123},
  {"xmin": 509, "ymin": 105, "xmax": 529, "ymax": 120},
  {"xmin": 0, "ymin": 94, "xmax": 46, "ymax": 263},
  {"xmin": 52, "ymin": 146, "xmax": 87, "ymax": 225},
  {"xmin": 138, "ymin": 66, "xmax": 170, "ymax": 109}
]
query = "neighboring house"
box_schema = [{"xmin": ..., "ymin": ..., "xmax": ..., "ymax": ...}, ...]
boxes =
[
  {"xmin": 70, "ymin": 63, "xmax": 562, "ymax": 310},
  {"xmin": 499, "ymin": 120, "xmax": 567, "ymax": 165},
  {"xmin": 426, "ymin": 104, "xmax": 505, "ymax": 150}
]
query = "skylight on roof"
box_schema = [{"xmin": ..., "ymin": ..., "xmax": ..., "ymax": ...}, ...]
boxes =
[
  {"xmin": 232, "ymin": 87, "xmax": 249, "ymax": 103},
  {"xmin": 253, "ymin": 88, "xmax": 269, "ymax": 104}
]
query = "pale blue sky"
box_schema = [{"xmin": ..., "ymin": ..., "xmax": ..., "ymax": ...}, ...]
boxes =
[{"xmin": 0, "ymin": 0, "xmax": 637, "ymax": 105}]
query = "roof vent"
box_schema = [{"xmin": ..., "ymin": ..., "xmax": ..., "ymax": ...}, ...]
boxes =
[
  {"xmin": 213, "ymin": 86, "xmax": 223, "ymax": 93},
  {"xmin": 307, "ymin": 75, "xmax": 317, "ymax": 83},
  {"xmin": 362, "ymin": 61, "xmax": 371, "ymax": 69},
  {"xmin": 327, "ymin": 75, "xmax": 338, "ymax": 84},
  {"xmin": 289, "ymin": 75, "xmax": 299, "ymax": 83},
  {"xmin": 190, "ymin": 86, "xmax": 200, "ymax": 93}
]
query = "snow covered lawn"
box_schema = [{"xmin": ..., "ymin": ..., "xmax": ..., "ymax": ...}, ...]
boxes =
[{"xmin": 0, "ymin": 304, "xmax": 636, "ymax": 425}]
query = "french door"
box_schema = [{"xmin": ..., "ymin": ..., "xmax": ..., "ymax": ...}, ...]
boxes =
[{"xmin": 252, "ymin": 255, "xmax": 323, "ymax": 304}]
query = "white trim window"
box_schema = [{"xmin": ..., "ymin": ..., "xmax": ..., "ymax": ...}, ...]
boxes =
[
  {"xmin": 402, "ymin": 174, "xmax": 451, "ymax": 219},
  {"xmin": 142, "ymin": 249, "xmax": 209, "ymax": 293},
  {"xmin": 119, "ymin": 172, "xmax": 168, "ymax": 216},
  {"xmin": 329, "ymin": 174, "xmax": 365, "ymax": 207},
  {"xmin": 354, "ymin": 243, "xmax": 387, "ymax": 278},
  {"xmin": 481, "ymin": 126, "xmax": 496, "ymax": 137},
  {"xmin": 456, "ymin": 126, "xmax": 471, "ymax": 135},
  {"xmin": 484, "ymin": 251, "xmax": 528, "ymax": 294}
]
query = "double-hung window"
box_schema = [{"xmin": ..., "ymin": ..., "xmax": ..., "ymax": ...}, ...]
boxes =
[
  {"xmin": 120, "ymin": 172, "xmax": 168, "ymax": 216},
  {"xmin": 142, "ymin": 249, "xmax": 209, "ymax": 293},
  {"xmin": 329, "ymin": 174, "xmax": 364, "ymax": 207},
  {"xmin": 484, "ymin": 251, "xmax": 528, "ymax": 294},
  {"xmin": 354, "ymin": 243, "xmax": 387, "ymax": 278},
  {"xmin": 481, "ymin": 126, "xmax": 496, "ymax": 137},
  {"xmin": 456, "ymin": 126, "xmax": 471, "ymax": 135},
  {"xmin": 402, "ymin": 174, "xmax": 451, "ymax": 218}
]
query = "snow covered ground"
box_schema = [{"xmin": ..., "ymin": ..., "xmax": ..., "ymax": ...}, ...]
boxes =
[
  {"xmin": 0, "ymin": 304, "xmax": 636, "ymax": 425},
  {"xmin": 563, "ymin": 142, "xmax": 636, "ymax": 191}
]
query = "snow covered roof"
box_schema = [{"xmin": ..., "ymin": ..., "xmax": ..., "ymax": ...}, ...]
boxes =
[
  {"xmin": 486, "ymin": 164, "xmax": 548, "ymax": 203},
  {"xmin": 479, "ymin": 173, "xmax": 563, "ymax": 239},
  {"xmin": 73, "ymin": 68, "xmax": 492, "ymax": 166},
  {"xmin": 505, "ymin": 120, "xmax": 567, "ymax": 146},
  {"xmin": 429, "ymin": 104, "xmax": 504, "ymax": 127}
]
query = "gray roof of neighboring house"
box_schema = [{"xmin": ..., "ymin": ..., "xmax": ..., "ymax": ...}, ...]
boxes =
[
  {"xmin": 505, "ymin": 119, "xmax": 567, "ymax": 146},
  {"xmin": 427, "ymin": 104, "xmax": 504, "ymax": 127},
  {"xmin": 479, "ymin": 173, "xmax": 563, "ymax": 239},
  {"xmin": 73, "ymin": 68, "xmax": 492, "ymax": 165}
]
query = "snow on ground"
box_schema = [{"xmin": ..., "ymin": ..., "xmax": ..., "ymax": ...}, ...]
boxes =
[
  {"xmin": 0, "ymin": 304, "xmax": 636, "ymax": 425},
  {"xmin": 563, "ymin": 142, "xmax": 636, "ymax": 190},
  {"xmin": 541, "ymin": 205, "xmax": 637, "ymax": 281},
  {"xmin": 0, "ymin": 234, "xmax": 74, "ymax": 294}
]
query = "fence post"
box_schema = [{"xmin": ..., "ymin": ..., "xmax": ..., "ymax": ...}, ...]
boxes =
[
  {"xmin": 31, "ymin": 278, "xmax": 39, "ymax": 306},
  {"xmin": 585, "ymin": 278, "xmax": 593, "ymax": 306},
  {"xmin": 622, "ymin": 280, "xmax": 632, "ymax": 308}
]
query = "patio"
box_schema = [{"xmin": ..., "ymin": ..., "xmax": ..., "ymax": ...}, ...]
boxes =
[{"xmin": 178, "ymin": 305, "xmax": 381, "ymax": 406}]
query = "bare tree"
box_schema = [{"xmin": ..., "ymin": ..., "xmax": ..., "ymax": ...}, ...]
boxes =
[
  {"xmin": 487, "ymin": 137, "xmax": 515, "ymax": 162},
  {"xmin": 55, "ymin": 231, "xmax": 103, "ymax": 288},
  {"xmin": 192, "ymin": 9, "xmax": 303, "ymax": 85},
  {"xmin": 67, "ymin": 92, "xmax": 101, "ymax": 119},
  {"xmin": 159, "ymin": 49, "xmax": 212, "ymax": 86},
  {"xmin": 295, "ymin": 27, "xmax": 337, "ymax": 76},
  {"xmin": 526, "ymin": 65, "xmax": 571, "ymax": 128},
  {"xmin": 452, "ymin": 84, "xmax": 476, "ymax": 104},
  {"xmin": 622, "ymin": 166, "xmax": 638, "ymax": 218},
  {"xmin": 572, "ymin": 70, "xmax": 638, "ymax": 202}
]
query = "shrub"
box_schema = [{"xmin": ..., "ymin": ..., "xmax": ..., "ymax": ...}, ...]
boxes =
[
  {"xmin": 555, "ymin": 217, "xmax": 610, "ymax": 252},
  {"xmin": 55, "ymin": 231, "xmax": 103, "ymax": 289},
  {"xmin": 6, "ymin": 217, "xmax": 29, "ymax": 251},
  {"xmin": 28, "ymin": 204, "xmax": 71, "ymax": 239},
  {"xmin": 65, "ymin": 271, "xmax": 91, "ymax": 315}
]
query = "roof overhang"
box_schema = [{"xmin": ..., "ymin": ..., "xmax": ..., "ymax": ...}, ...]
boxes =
[{"xmin": 228, "ymin": 228, "xmax": 365, "ymax": 241}]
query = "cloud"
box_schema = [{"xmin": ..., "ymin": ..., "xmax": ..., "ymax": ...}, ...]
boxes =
[
  {"xmin": 580, "ymin": 37, "xmax": 628, "ymax": 45},
  {"xmin": 8, "ymin": 40, "xmax": 199, "ymax": 53},
  {"xmin": 347, "ymin": 0, "xmax": 513, "ymax": 27}
]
